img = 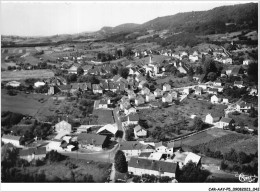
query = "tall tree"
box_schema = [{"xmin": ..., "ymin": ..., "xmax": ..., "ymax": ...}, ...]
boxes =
[
  {"xmin": 114, "ymin": 150, "xmax": 128, "ymax": 173},
  {"xmin": 193, "ymin": 117, "xmax": 204, "ymax": 131},
  {"xmin": 77, "ymin": 67, "xmax": 84, "ymax": 76}
]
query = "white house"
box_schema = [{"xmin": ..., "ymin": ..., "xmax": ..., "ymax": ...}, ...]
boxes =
[
  {"xmin": 2, "ymin": 135, "xmax": 22, "ymax": 148},
  {"xmin": 243, "ymin": 59, "xmax": 253, "ymax": 65},
  {"xmin": 128, "ymin": 157, "xmax": 177, "ymax": 178},
  {"xmin": 194, "ymin": 87, "xmax": 202, "ymax": 95},
  {"xmin": 120, "ymin": 141, "xmax": 155, "ymax": 157},
  {"xmin": 134, "ymin": 125, "xmax": 147, "ymax": 139},
  {"xmin": 182, "ymin": 88, "xmax": 191, "ymax": 95},
  {"xmin": 46, "ymin": 140, "xmax": 64, "ymax": 152},
  {"xmin": 19, "ymin": 147, "xmax": 46, "ymax": 162},
  {"xmin": 135, "ymin": 95, "xmax": 145, "ymax": 106},
  {"xmin": 222, "ymin": 98, "xmax": 229, "ymax": 105},
  {"xmin": 154, "ymin": 89, "xmax": 163, "ymax": 97},
  {"xmin": 128, "ymin": 91, "xmax": 136, "ymax": 100},
  {"xmin": 145, "ymin": 93, "xmax": 156, "ymax": 102},
  {"xmin": 141, "ymin": 87, "xmax": 150, "ymax": 95},
  {"xmin": 154, "ymin": 142, "xmax": 175, "ymax": 154},
  {"xmin": 96, "ymin": 124, "xmax": 118, "ymax": 137},
  {"xmin": 34, "ymin": 81, "xmax": 45, "ymax": 88},
  {"xmin": 162, "ymin": 93, "xmax": 173, "ymax": 103},
  {"xmin": 205, "ymin": 114, "xmax": 214, "ymax": 124},
  {"xmin": 211, "ymin": 95, "xmax": 221, "ymax": 104},
  {"xmin": 98, "ymin": 100, "xmax": 108, "ymax": 109},
  {"xmin": 236, "ymin": 101, "xmax": 251, "ymax": 113},
  {"xmin": 124, "ymin": 106, "xmax": 137, "ymax": 116},
  {"xmin": 55, "ymin": 120, "xmax": 72, "ymax": 133},
  {"xmin": 184, "ymin": 152, "xmax": 201, "ymax": 166},
  {"xmin": 189, "ymin": 55, "xmax": 199, "ymax": 62},
  {"xmin": 163, "ymin": 84, "xmax": 171, "ymax": 92}
]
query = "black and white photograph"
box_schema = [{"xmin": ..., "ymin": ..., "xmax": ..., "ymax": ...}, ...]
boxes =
[{"xmin": 0, "ymin": 1, "xmax": 259, "ymax": 191}]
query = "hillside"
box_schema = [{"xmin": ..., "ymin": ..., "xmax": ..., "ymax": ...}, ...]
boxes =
[
  {"xmin": 138, "ymin": 3, "xmax": 257, "ymax": 34},
  {"xmin": 99, "ymin": 23, "xmax": 140, "ymax": 35}
]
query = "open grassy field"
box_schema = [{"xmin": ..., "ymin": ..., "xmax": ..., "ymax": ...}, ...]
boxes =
[
  {"xmin": 165, "ymin": 98, "xmax": 227, "ymax": 120},
  {"xmin": 1, "ymin": 69, "xmax": 54, "ymax": 81},
  {"xmin": 25, "ymin": 159, "xmax": 111, "ymax": 182},
  {"xmin": 1, "ymin": 89, "xmax": 50, "ymax": 116}
]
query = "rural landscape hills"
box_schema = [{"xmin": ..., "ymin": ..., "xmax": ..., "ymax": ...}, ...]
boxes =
[{"xmin": 2, "ymin": 2, "xmax": 258, "ymax": 47}]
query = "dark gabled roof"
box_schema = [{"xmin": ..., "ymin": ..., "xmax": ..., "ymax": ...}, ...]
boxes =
[
  {"xmin": 128, "ymin": 157, "xmax": 177, "ymax": 173},
  {"xmin": 220, "ymin": 117, "xmax": 234, "ymax": 124},
  {"xmin": 2, "ymin": 134, "xmax": 21, "ymax": 141},
  {"xmin": 119, "ymin": 141, "xmax": 154, "ymax": 151},
  {"xmin": 19, "ymin": 147, "xmax": 46, "ymax": 157},
  {"xmin": 92, "ymin": 84, "xmax": 102, "ymax": 90},
  {"xmin": 231, "ymin": 66, "xmax": 242, "ymax": 75},
  {"xmin": 77, "ymin": 133, "xmax": 107, "ymax": 146}
]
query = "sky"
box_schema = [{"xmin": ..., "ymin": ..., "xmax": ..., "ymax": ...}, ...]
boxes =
[{"xmin": 1, "ymin": 1, "xmax": 254, "ymax": 37}]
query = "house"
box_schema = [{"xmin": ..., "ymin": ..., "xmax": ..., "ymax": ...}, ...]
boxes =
[
  {"xmin": 128, "ymin": 157, "xmax": 178, "ymax": 178},
  {"xmin": 92, "ymin": 84, "xmax": 103, "ymax": 94},
  {"xmin": 204, "ymin": 113, "xmax": 221, "ymax": 124},
  {"xmin": 119, "ymin": 141, "xmax": 155, "ymax": 157},
  {"xmin": 128, "ymin": 91, "xmax": 136, "ymax": 100},
  {"xmin": 214, "ymin": 80, "xmax": 222, "ymax": 86},
  {"xmin": 211, "ymin": 95, "xmax": 221, "ymax": 104},
  {"xmin": 182, "ymin": 88, "xmax": 191, "ymax": 95},
  {"xmin": 243, "ymin": 59, "xmax": 253, "ymax": 66},
  {"xmin": 163, "ymin": 84, "xmax": 171, "ymax": 92},
  {"xmin": 236, "ymin": 101, "xmax": 251, "ymax": 113},
  {"xmin": 222, "ymin": 98, "xmax": 229, "ymax": 104},
  {"xmin": 120, "ymin": 99, "xmax": 131, "ymax": 110},
  {"xmin": 2, "ymin": 135, "xmax": 22, "ymax": 147},
  {"xmin": 154, "ymin": 88, "xmax": 163, "ymax": 97},
  {"xmin": 145, "ymin": 93, "xmax": 156, "ymax": 102},
  {"xmin": 68, "ymin": 65, "xmax": 78, "ymax": 74},
  {"xmin": 112, "ymin": 75, "xmax": 122, "ymax": 82},
  {"xmin": 19, "ymin": 147, "xmax": 46, "ymax": 162},
  {"xmin": 46, "ymin": 140, "xmax": 63, "ymax": 152},
  {"xmin": 230, "ymin": 67, "xmax": 242, "ymax": 76},
  {"xmin": 249, "ymin": 88, "xmax": 257, "ymax": 96},
  {"xmin": 162, "ymin": 93, "xmax": 173, "ymax": 103},
  {"xmin": 194, "ymin": 87, "xmax": 202, "ymax": 95},
  {"xmin": 6, "ymin": 81, "xmax": 21, "ymax": 87},
  {"xmin": 170, "ymin": 91, "xmax": 178, "ymax": 99},
  {"xmin": 34, "ymin": 81, "xmax": 45, "ymax": 88},
  {"xmin": 124, "ymin": 106, "xmax": 137, "ymax": 116},
  {"xmin": 222, "ymin": 58, "xmax": 232, "ymax": 64},
  {"xmin": 82, "ymin": 65, "xmax": 92, "ymax": 75},
  {"xmin": 77, "ymin": 133, "xmax": 109, "ymax": 151},
  {"xmin": 138, "ymin": 80, "xmax": 148, "ymax": 89},
  {"xmin": 141, "ymin": 87, "xmax": 150, "ymax": 95},
  {"xmin": 127, "ymin": 113, "xmax": 140, "ymax": 125},
  {"xmin": 96, "ymin": 124, "xmax": 118, "ymax": 138},
  {"xmin": 55, "ymin": 120, "xmax": 72, "ymax": 134},
  {"xmin": 184, "ymin": 152, "xmax": 201, "ymax": 166},
  {"xmin": 135, "ymin": 95, "xmax": 145, "ymax": 106},
  {"xmin": 189, "ymin": 55, "xmax": 199, "ymax": 62},
  {"xmin": 234, "ymin": 81, "xmax": 244, "ymax": 88},
  {"xmin": 98, "ymin": 99, "xmax": 108, "ymax": 109},
  {"xmin": 217, "ymin": 117, "xmax": 235, "ymax": 129},
  {"xmin": 154, "ymin": 142, "xmax": 175, "ymax": 154},
  {"xmin": 208, "ymin": 88, "xmax": 218, "ymax": 95},
  {"xmin": 134, "ymin": 125, "xmax": 147, "ymax": 139}
]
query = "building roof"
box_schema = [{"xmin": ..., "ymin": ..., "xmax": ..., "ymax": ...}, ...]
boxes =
[
  {"xmin": 139, "ymin": 152, "xmax": 152, "ymax": 158},
  {"xmin": 19, "ymin": 147, "xmax": 46, "ymax": 157},
  {"xmin": 134, "ymin": 125, "xmax": 143, "ymax": 132},
  {"xmin": 77, "ymin": 133, "xmax": 107, "ymax": 146},
  {"xmin": 2, "ymin": 134, "xmax": 21, "ymax": 141},
  {"xmin": 154, "ymin": 142, "xmax": 167, "ymax": 148},
  {"xmin": 96, "ymin": 124, "xmax": 118, "ymax": 135},
  {"xmin": 119, "ymin": 141, "xmax": 154, "ymax": 151},
  {"xmin": 148, "ymin": 152, "xmax": 163, "ymax": 161},
  {"xmin": 184, "ymin": 152, "xmax": 201, "ymax": 165},
  {"xmin": 220, "ymin": 117, "xmax": 233, "ymax": 124},
  {"xmin": 128, "ymin": 157, "xmax": 177, "ymax": 173},
  {"xmin": 92, "ymin": 84, "xmax": 102, "ymax": 90}
]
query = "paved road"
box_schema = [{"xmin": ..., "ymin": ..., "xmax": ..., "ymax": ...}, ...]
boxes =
[{"xmin": 114, "ymin": 108, "xmax": 126, "ymax": 141}]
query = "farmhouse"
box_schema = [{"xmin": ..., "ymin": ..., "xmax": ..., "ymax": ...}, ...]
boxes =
[
  {"xmin": 19, "ymin": 147, "xmax": 47, "ymax": 162},
  {"xmin": 55, "ymin": 120, "xmax": 72, "ymax": 134},
  {"xmin": 217, "ymin": 117, "xmax": 235, "ymax": 129},
  {"xmin": 127, "ymin": 113, "xmax": 140, "ymax": 125},
  {"xmin": 211, "ymin": 95, "xmax": 221, "ymax": 104},
  {"xmin": 77, "ymin": 133, "xmax": 109, "ymax": 151},
  {"xmin": 236, "ymin": 101, "xmax": 251, "ymax": 113},
  {"xmin": 119, "ymin": 141, "xmax": 155, "ymax": 157},
  {"xmin": 154, "ymin": 142, "xmax": 175, "ymax": 154},
  {"xmin": 96, "ymin": 124, "xmax": 118, "ymax": 138},
  {"xmin": 2, "ymin": 134, "xmax": 22, "ymax": 148},
  {"xmin": 128, "ymin": 157, "xmax": 178, "ymax": 178},
  {"xmin": 134, "ymin": 125, "xmax": 147, "ymax": 139}
]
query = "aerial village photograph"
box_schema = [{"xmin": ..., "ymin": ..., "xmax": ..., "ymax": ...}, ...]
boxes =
[{"xmin": 0, "ymin": 1, "xmax": 259, "ymax": 191}]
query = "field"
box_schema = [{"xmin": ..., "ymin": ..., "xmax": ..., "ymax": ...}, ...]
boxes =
[
  {"xmin": 1, "ymin": 69, "xmax": 54, "ymax": 81},
  {"xmin": 25, "ymin": 159, "xmax": 111, "ymax": 182},
  {"xmin": 1, "ymin": 89, "xmax": 50, "ymax": 116},
  {"xmin": 228, "ymin": 113, "xmax": 257, "ymax": 130},
  {"xmin": 176, "ymin": 128, "xmax": 257, "ymax": 155},
  {"xmin": 164, "ymin": 98, "xmax": 227, "ymax": 120}
]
